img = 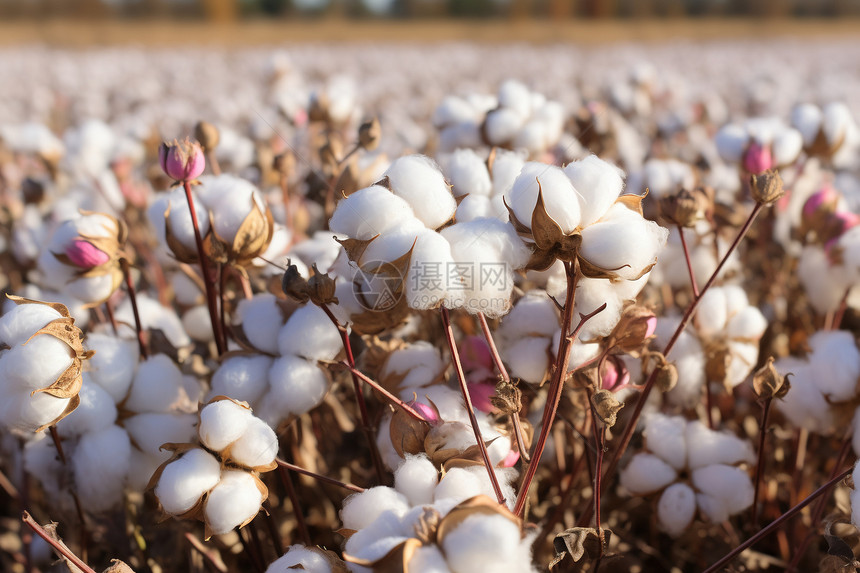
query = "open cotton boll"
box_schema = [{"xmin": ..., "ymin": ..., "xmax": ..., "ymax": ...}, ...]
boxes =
[
  {"xmin": 433, "ymin": 96, "xmax": 478, "ymax": 127},
  {"xmin": 125, "ymin": 354, "xmax": 189, "ymax": 413},
  {"xmin": 183, "ymin": 305, "xmax": 215, "ymax": 342},
  {"xmin": 513, "ymin": 120, "xmax": 548, "ymax": 155},
  {"xmin": 620, "ymin": 453, "xmax": 677, "ymax": 495},
  {"xmin": 643, "ymin": 414, "xmax": 687, "ymax": 471},
  {"xmin": 455, "ymin": 195, "xmax": 494, "ymax": 223},
  {"xmin": 235, "ymin": 294, "xmax": 284, "ymax": 355},
  {"xmin": 792, "ymin": 104, "xmax": 823, "ymax": 145},
  {"xmin": 434, "ymin": 466, "xmax": 486, "ymax": 506},
  {"xmin": 658, "ymin": 483, "xmax": 696, "ymax": 537},
  {"xmin": 659, "ymin": 324, "xmax": 706, "ymax": 408},
  {"xmin": 262, "ymin": 355, "xmax": 329, "ymax": 426},
  {"xmin": 772, "ymin": 129, "xmax": 803, "ymax": 166},
  {"xmin": 384, "ymin": 155, "xmax": 456, "ymax": 230},
  {"xmin": 498, "ymin": 80, "xmax": 532, "ymax": 118},
  {"xmin": 414, "ymin": 385, "xmax": 468, "ymax": 421},
  {"xmin": 330, "ymin": 185, "xmax": 416, "ymax": 240},
  {"xmin": 148, "ymin": 188, "xmax": 211, "ymax": 254},
  {"xmin": 73, "ymin": 425, "xmax": 131, "ymax": 512},
  {"xmin": 208, "ymin": 185, "xmax": 266, "ymax": 246},
  {"xmin": 155, "ymin": 448, "xmax": 222, "ymax": 515},
  {"xmin": 564, "ymin": 155, "xmax": 625, "ymax": 226},
  {"xmin": 808, "ymin": 330, "xmax": 860, "ymax": 402},
  {"xmin": 485, "ymin": 108, "xmax": 526, "ymax": 146},
  {"xmin": 798, "ymin": 246, "xmax": 848, "ymax": 314},
  {"xmin": 198, "ymin": 400, "xmax": 253, "ymax": 452},
  {"xmin": 85, "ymin": 332, "xmax": 138, "ymax": 402},
  {"xmin": 0, "ymin": 302, "xmax": 63, "ymax": 347},
  {"xmin": 408, "ymin": 545, "xmax": 452, "ymax": 573},
  {"xmin": 266, "ymin": 546, "xmax": 334, "ymax": 573},
  {"xmin": 229, "ymin": 417, "xmax": 278, "ymax": 469},
  {"xmin": 57, "ymin": 375, "xmax": 116, "ymax": 437},
  {"xmin": 691, "ymin": 464, "xmax": 754, "ymax": 517},
  {"xmin": 1, "ymin": 334, "xmax": 73, "ymax": 392},
  {"xmin": 500, "ymin": 290, "xmax": 559, "ymax": 337},
  {"xmin": 774, "ymin": 357, "xmax": 832, "ymax": 433},
  {"xmin": 210, "ymin": 355, "xmax": 272, "ymax": 405},
  {"xmin": 394, "ymin": 454, "xmax": 439, "ymax": 506},
  {"xmin": 506, "ymin": 162, "xmax": 580, "ymax": 234},
  {"xmin": 1, "ymin": 389, "xmax": 70, "ymax": 433},
  {"xmin": 344, "ymin": 511, "xmax": 410, "ymax": 563},
  {"xmin": 504, "ymin": 337, "xmax": 550, "ymax": 383},
  {"xmin": 124, "ymin": 412, "xmax": 196, "ymax": 457},
  {"xmin": 116, "ymin": 294, "xmax": 190, "ymax": 349},
  {"xmin": 491, "ymin": 149, "xmax": 526, "ymax": 198},
  {"xmin": 725, "ymin": 306, "xmax": 768, "ymax": 341},
  {"xmin": 694, "ymin": 288, "xmax": 728, "ymax": 337},
  {"xmin": 204, "ymin": 470, "xmax": 264, "ymax": 536},
  {"xmin": 442, "ymin": 514, "xmax": 533, "ymax": 573},
  {"xmin": 685, "ymin": 421, "xmax": 754, "ymax": 469},
  {"xmin": 445, "ymin": 149, "xmax": 492, "ymax": 197},
  {"xmin": 341, "ymin": 486, "xmax": 410, "ymax": 532},
  {"xmin": 277, "ymin": 304, "xmax": 342, "ymax": 361},
  {"xmin": 400, "ymin": 228, "xmax": 456, "ymax": 311},
  {"xmin": 715, "ymin": 124, "xmax": 749, "ymax": 163},
  {"xmin": 572, "ymin": 278, "xmax": 624, "ymax": 341},
  {"xmin": 383, "ymin": 342, "xmax": 445, "ymax": 390},
  {"xmin": 171, "ymin": 271, "xmax": 203, "ymax": 306}
]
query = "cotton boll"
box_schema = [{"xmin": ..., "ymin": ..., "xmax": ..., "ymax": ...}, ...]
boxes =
[
  {"xmin": 442, "ymin": 514, "xmax": 531, "ymax": 573},
  {"xmin": 155, "ymin": 448, "xmax": 221, "ymax": 515},
  {"xmin": 124, "ymin": 412, "xmax": 196, "ymax": 457},
  {"xmin": 73, "ymin": 425, "xmax": 131, "ymax": 512},
  {"xmin": 204, "ymin": 470, "xmax": 264, "ymax": 536},
  {"xmin": 393, "ymin": 454, "xmax": 438, "ymax": 505},
  {"xmin": 505, "ymin": 337, "xmax": 550, "ymax": 384},
  {"xmin": 506, "ymin": 163, "xmax": 580, "ymax": 234},
  {"xmin": 2, "ymin": 388, "xmax": 70, "ymax": 433},
  {"xmin": 658, "ymin": 483, "xmax": 696, "ymax": 537},
  {"xmin": 565, "ymin": 155, "xmax": 625, "ymax": 226},
  {"xmin": 125, "ymin": 354, "xmax": 188, "ymax": 413},
  {"xmin": 85, "ymin": 332, "xmax": 139, "ymax": 402},
  {"xmin": 1, "ymin": 334, "xmax": 73, "ymax": 393},
  {"xmin": 792, "ymin": 104, "xmax": 823, "ymax": 146},
  {"xmin": 341, "ymin": 486, "xmax": 410, "ymax": 531},
  {"xmin": 171, "ymin": 271, "xmax": 203, "ymax": 306},
  {"xmin": 57, "ymin": 375, "xmax": 116, "ymax": 436},
  {"xmin": 572, "ymin": 278, "xmax": 624, "ymax": 341},
  {"xmin": 445, "ymin": 149, "xmax": 492, "ymax": 197},
  {"xmin": 851, "ymin": 485, "xmax": 860, "ymax": 531},
  {"xmin": 148, "ymin": 188, "xmax": 210, "ymax": 254},
  {"xmin": 210, "ymin": 355, "xmax": 272, "ymax": 405},
  {"xmin": 498, "ymin": 80, "xmax": 532, "ymax": 118},
  {"xmin": 485, "ymin": 108, "xmax": 525, "ymax": 146},
  {"xmin": 500, "ymin": 290, "xmax": 559, "ymax": 338},
  {"xmin": 685, "ymin": 421, "xmax": 754, "ymax": 469},
  {"xmin": 434, "ymin": 467, "xmax": 485, "ymax": 505},
  {"xmin": 235, "ymin": 294, "xmax": 285, "ymax": 355},
  {"xmin": 620, "ymin": 453, "xmax": 677, "ymax": 495},
  {"xmin": 198, "ymin": 400, "xmax": 254, "ymax": 452},
  {"xmin": 692, "ymin": 464, "xmax": 754, "ymax": 518},
  {"xmin": 262, "ymin": 355, "xmax": 329, "ymax": 426},
  {"xmin": 0, "ymin": 303, "xmax": 63, "ymax": 347},
  {"xmin": 266, "ymin": 546, "xmax": 334, "ymax": 573},
  {"xmin": 415, "ymin": 385, "xmax": 468, "ymax": 421},
  {"xmin": 567, "ymin": 340, "xmax": 601, "ymax": 370},
  {"xmin": 456, "ymin": 195, "xmax": 494, "ymax": 223},
  {"xmin": 408, "ymin": 545, "xmax": 452, "ymax": 573},
  {"xmin": 661, "ymin": 326, "xmax": 706, "ymax": 408},
  {"xmin": 208, "ymin": 185, "xmax": 266, "ymax": 246},
  {"xmin": 643, "ymin": 414, "xmax": 687, "ymax": 471},
  {"xmin": 774, "ymin": 358, "xmax": 832, "ymax": 432},
  {"xmin": 490, "ymin": 149, "xmax": 526, "ymax": 199},
  {"xmin": 772, "ymin": 129, "xmax": 803, "ymax": 166},
  {"xmin": 277, "ymin": 304, "xmax": 342, "ymax": 361},
  {"xmin": 383, "ymin": 342, "xmax": 445, "ymax": 390},
  {"xmin": 116, "ymin": 294, "xmax": 190, "ymax": 349},
  {"xmin": 344, "ymin": 510, "xmax": 409, "ymax": 562},
  {"xmin": 798, "ymin": 246, "xmax": 847, "ymax": 314},
  {"xmin": 725, "ymin": 306, "xmax": 768, "ymax": 341},
  {"xmin": 726, "ymin": 341, "xmax": 760, "ymax": 388},
  {"xmin": 330, "ymin": 185, "xmax": 416, "ymax": 240},
  {"xmin": 715, "ymin": 124, "xmax": 748, "ymax": 163},
  {"xmin": 513, "ymin": 120, "xmax": 548, "ymax": 155},
  {"xmin": 384, "ymin": 155, "xmax": 456, "ymax": 230},
  {"xmin": 809, "ymin": 330, "xmax": 860, "ymax": 402},
  {"xmin": 694, "ymin": 288, "xmax": 728, "ymax": 337},
  {"xmin": 182, "ymin": 305, "xmax": 215, "ymax": 342},
  {"xmin": 434, "ymin": 96, "xmax": 478, "ymax": 127},
  {"xmin": 398, "ymin": 228, "xmax": 455, "ymax": 311},
  {"xmin": 229, "ymin": 417, "xmax": 278, "ymax": 469}
]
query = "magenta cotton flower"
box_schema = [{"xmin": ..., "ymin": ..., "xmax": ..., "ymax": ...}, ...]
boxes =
[
  {"xmin": 742, "ymin": 142, "xmax": 774, "ymax": 175},
  {"xmin": 65, "ymin": 239, "xmax": 110, "ymax": 269},
  {"xmin": 158, "ymin": 138, "xmax": 205, "ymax": 182}
]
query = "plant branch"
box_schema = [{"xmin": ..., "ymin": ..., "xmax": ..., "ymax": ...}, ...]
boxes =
[
  {"xmin": 120, "ymin": 258, "xmax": 149, "ymax": 359},
  {"xmin": 21, "ymin": 511, "xmax": 96, "ymax": 573},
  {"xmin": 276, "ymin": 458, "xmax": 366, "ymax": 493},
  {"xmin": 677, "ymin": 224, "xmax": 700, "ymax": 297},
  {"xmin": 751, "ymin": 397, "xmax": 773, "ymax": 526},
  {"xmin": 342, "ymin": 363, "xmax": 433, "ymax": 423}
]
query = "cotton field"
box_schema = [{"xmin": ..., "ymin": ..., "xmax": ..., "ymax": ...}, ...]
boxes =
[{"xmin": 1, "ymin": 37, "xmax": 860, "ymax": 572}]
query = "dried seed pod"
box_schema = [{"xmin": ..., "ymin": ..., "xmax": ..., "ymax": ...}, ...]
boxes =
[
  {"xmin": 591, "ymin": 389, "xmax": 623, "ymax": 427},
  {"xmin": 358, "ymin": 117, "xmax": 381, "ymax": 151},
  {"xmin": 752, "ymin": 356, "xmax": 790, "ymax": 400},
  {"xmin": 659, "ymin": 187, "xmax": 712, "ymax": 227},
  {"xmin": 490, "ymin": 377, "xmax": 523, "ymax": 416},
  {"xmin": 307, "ymin": 264, "xmax": 339, "ymax": 306},
  {"xmin": 750, "ymin": 169, "xmax": 785, "ymax": 206},
  {"xmin": 281, "ymin": 260, "xmax": 310, "ymax": 302}
]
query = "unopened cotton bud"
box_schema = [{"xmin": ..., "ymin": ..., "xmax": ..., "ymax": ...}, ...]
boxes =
[
  {"xmin": 750, "ymin": 169, "xmax": 784, "ymax": 206},
  {"xmin": 752, "ymin": 356, "xmax": 789, "ymax": 400},
  {"xmin": 656, "ymin": 361, "xmax": 678, "ymax": 392},
  {"xmin": 609, "ymin": 306, "xmax": 657, "ymax": 353},
  {"xmin": 307, "ymin": 264, "xmax": 338, "ymax": 306},
  {"xmin": 159, "ymin": 138, "xmax": 205, "ymax": 182},
  {"xmin": 65, "ymin": 240, "xmax": 110, "ymax": 269},
  {"xmin": 358, "ymin": 118, "xmax": 381, "ymax": 151},
  {"xmin": 592, "ymin": 389, "xmax": 623, "ymax": 427}
]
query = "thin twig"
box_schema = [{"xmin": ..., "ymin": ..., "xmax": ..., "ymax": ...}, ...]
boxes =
[
  {"xmin": 442, "ymin": 306, "xmax": 505, "ymax": 505},
  {"xmin": 344, "ymin": 363, "xmax": 433, "ymax": 423},
  {"xmin": 751, "ymin": 397, "xmax": 773, "ymax": 526},
  {"xmin": 120, "ymin": 258, "xmax": 149, "ymax": 359},
  {"xmin": 21, "ymin": 511, "xmax": 97, "ymax": 573},
  {"xmin": 677, "ymin": 224, "xmax": 700, "ymax": 297},
  {"xmin": 276, "ymin": 459, "xmax": 365, "ymax": 493}
]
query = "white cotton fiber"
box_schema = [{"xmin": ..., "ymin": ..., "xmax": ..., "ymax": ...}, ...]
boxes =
[
  {"xmin": 851, "ymin": 486, "xmax": 860, "ymax": 531},
  {"xmin": 116, "ymin": 294, "xmax": 190, "ymax": 349},
  {"xmin": 127, "ymin": 450, "xmax": 166, "ymax": 492},
  {"xmin": 384, "ymin": 155, "xmax": 457, "ymax": 230},
  {"xmin": 408, "ymin": 545, "xmax": 452, "ymax": 573},
  {"xmin": 564, "ymin": 155, "xmax": 625, "ymax": 227},
  {"xmin": 456, "ymin": 195, "xmax": 493, "ymax": 223},
  {"xmin": 643, "ymin": 414, "xmax": 687, "ymax": 471},
  {"xmin": 715, "ymin": 124, "xmax": 748, "ymax": 163},
  {"xmin": 658, "ymin": 483, "xmax": 696, "ymax": 537},
  {"xmin": 401, "ymin": 228, "xmax": 455, "ymax": 311},
  {"xmin": 692, "ymin": 463, "xmax": 754, "ymax": 519},
  {"xmin": 414, "ymin": 385, "xmax": 467, "ymax": 421},
  {"xmin": 1, "ymin": 334, "xmax": 73, "ymax": 392},
  {"xmin": 330, "ymin": 185, "xmax": 415, "ymax": 240},
  {"xmin": 235, "ymin": 294, "xmax": 284, "ymax": 354},
  {"xmin": 394, "ymin": 454, "xmax": 438, "ymax": 506},
  {"xmin": 445, "ymin": 149, "xmax": 492, "ymax": 197},
  {"xmin": 85, "ymin": 332, "xmax": 139, "ymax": 402},
  {"xmin": 261, "ymin": 355, "xmax": 329, "ymax": 426},
  {"xmin": 725, "ymin": 307, "xmax": 768, "ymax": 341},
  {"xmin": 125, "ymin": 354, "xmax": 188, "ymax": 413},
  {"xmin": 726, "ymin": 341, "xmax": 759, "ymax": 388},
  {"xmin": 229, "ymin": 416, "xmax": 278, "ymax": 469},
  {"xmin": 772, "ymin": 129, "xmax": 803, "ymax": 166},
  {"xmin": 513, "ymin": 120, "xmax": 548, "ymax": 155},
  {"xmin": 792, "ymin": 104, "xmax": 822, "ymax": 145},
  {"xmin": 505, "ymin": 337, "xmax": 550, "ymax": 384},
  {"xmin": 498, "ymin": 80, "xmax": 532, "ymax": 118},
  {"xmin": 171, "ymin": 271, "xmax": 203, "ymax": 306},
  {"xmin": 124, "ymin": 412, "xmax": 197, "ymax": 456},
  {"xmin": 182, "ymin": 305, "xmax": 215, "ymax": 342},
  {"xmin": 198, "ymin": 400, "xmax": 253, "ymax": 452},
  {"xmin": 685, "ymin": 421, "xmax": 754, "ymax": 470},
  {"xmin": 383, "ymin": 342, "xmax": 445, "ymax": 390},
  {"xmin": 694, "ymin": 288, "xmax": 728, "ymax": 337},
  {"xmin": 506, "ymin": 162, "xmax": 580, "ymax": 234},
  {"xmin": 808, "ymin": 330, "xmax": 860, "ymax": 402},
  {"xmin": 500, "ymin": 290, "xmax": 559, "ymax": 337},
  {"xmin": 663, "ymin": 330, "xmax": 706, "ymax": 409},
  {"xmin": 209, "ymin": 355, "xmax": 272, "ymax": 405},
  {"xmin": 155, "ymin": 448, "xmax": 222, "ymax": 515},
  {"xmin": 0, "ymin": 303, "xmax": 62, "ymax": 347},
  {"xmin": 773, "ymin": 358, "xmax": 832, "ymax": 433},
  {"xmin": 442, "ymin": 514, "xmax": 532, "ymax": 573},
  {"xmin": 204, "ymin": 469, "xmax": 264, "ymax": 535},
  {"xmin": 265, "ymin": 545, "xmax": 333, "ymax": 573},
  {"xmin": 340, "ymin": 486, "xmax": 410, "ymax": 531},
  {"xmin": 57, "ymin": 375, "xmax": 116, "ymax": 436},
  {"xmin": 485, "ymin": 108, "xmax": 525, "ymax": 146},
  {"xmin": 73, "ymin": 425, "xmax": 131, "ymax": 512},
  {"xmin": 4, "ymin": 389, "xmax": 70, "ymax": 432},
  {"xmin": 278, "ymin": 304, "xmax": 342, "ymax": 361},
  {"xmin": 572, "ymin": 278, "xmax": 624, "ymax": 341},
  {"xmin": 619, "ymin": 453, "xmax": 677, "ymax": 495}
]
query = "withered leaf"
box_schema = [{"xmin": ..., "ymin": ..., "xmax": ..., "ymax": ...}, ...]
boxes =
[
  {"xmin": 335, "ymin": 235, "xmax": 378, "ymax": 264},
  {"xmin": 824, "ymin": 519, "xmax": 856, "ymax": 563},
  {"xmin": 550, "ymin": 527, "xmax": 611, "ymax": 567},
  {"xmin": 530, "ymin": 181, "xmax": 566, "ymax": 252}
]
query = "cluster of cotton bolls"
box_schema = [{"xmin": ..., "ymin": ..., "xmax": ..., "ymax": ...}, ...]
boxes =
[
  {"xmin": 620, "ymin": 413, "xmax": 756, "ymax": 537},
  {"xmin": 715, "ymin": 117, "xmax": 803, "ymax": 175}
]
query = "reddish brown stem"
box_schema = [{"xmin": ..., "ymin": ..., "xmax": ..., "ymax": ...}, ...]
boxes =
[
  {"xmin": 120, "ymin": 258, "xmax": 149, "ymax": 359},
  {"xmin": 442, "ymin": 306, "xmax": 505, "ymax": 505},
  {"xmin": 477, "ymin": 312, "xmax": 530, "ymax": 462},
  {"xmin": 344, "ymin": 364, "xmax": 433, "ymax": 423},
  {"xmin": 182, "ymin": 180, "xmax": 226, "ymax": 356},
  {"xmin": 104, "ymin": 298, "xmax": 119, "ymax": 336},
  {"xmin": 48, "ymin": 425, "xmax": 65, "ymax": 464},
  {"xmin": 276, "ymin": 458, "xmax": 366, "ymax": 493},
  {"xmin": 702, "ymin": 467, "xmax": 852, "ymax": 573},
  {"xmin": 677, "ymin": 224, "xmax": 700, "ymax": 297},
  {"xmin": 751, "ymin": 397, "xmax": 773, "ymax": 526},
  {"xmin": 318, "ymin": 303, "xmax": 386, "ymax": 484},
  {"xmin": 21, "ymin": 511, "xmax": 96, "ymax": 573}
]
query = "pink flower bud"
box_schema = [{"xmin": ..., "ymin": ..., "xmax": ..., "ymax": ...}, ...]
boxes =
[
  {"xmin": 469, "ymin": 382, "xmax": 497, "ymax": 414},
  {"xmin": 409, "ymin": 401, "xmax": 440, "ymax": 425},
  {"xmin": 601, "ymin": 356, "xmax": 630, "ymax": 392},
  {"xmin": 460, "ymin": 336, "xmax": 494, "ymax": 375},
  {"xmin": 644, "ymin": 316, "xmax": 657, "ymax": 339},
  {"xmin": 743, "ymin": 142, "xmax": 773, "ymax": 175},
  {"xmin": 159, "ymin": 138, "xmax": 205, "ymax": 182},
  {"xmin": 802, "ymin": 186, "xmax": 839, "ymax": 219},
  {"xmin": 501, "ymin": 448, "xmax": 520, "ymax": 468},
  {"xmin": 65, "ymin": 239, "xmax": 109, "ymax": 269}
]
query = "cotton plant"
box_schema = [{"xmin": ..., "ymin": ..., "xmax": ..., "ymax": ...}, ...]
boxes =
[
  {"xmin": 715, "ymin": 117, "xmax": 803, "ymax": 175},
  {"xmin": 619, "ymin": 413, "xmax": 756, "ymax": 537},
  {"xmin": 151, "ymin": 397, "xmax": 277, "ymax": 539}
]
